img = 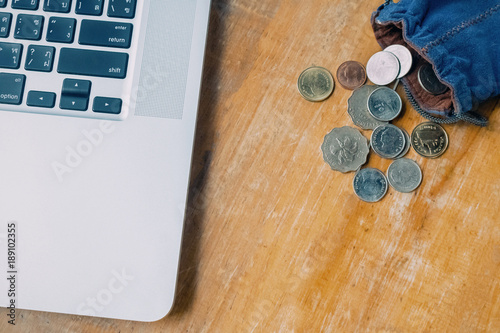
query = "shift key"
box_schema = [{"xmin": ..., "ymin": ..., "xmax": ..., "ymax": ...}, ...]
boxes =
[
  {"xmin": 58, "ymin": 48, "xmax": 128, "ymax": 79},
  {"xmin": 79, "ymin": 20, "xmax": 133, "ymax": 49}
]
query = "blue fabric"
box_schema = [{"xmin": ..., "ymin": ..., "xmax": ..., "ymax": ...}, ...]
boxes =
[{"xmin": 373, "ymin": 0, "xmax": 500, "ymax": 122}]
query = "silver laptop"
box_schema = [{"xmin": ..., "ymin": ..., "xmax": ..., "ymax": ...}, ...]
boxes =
[{"xmin": 0, "ymin": 0, "xmax": 211, "ymax": 321}]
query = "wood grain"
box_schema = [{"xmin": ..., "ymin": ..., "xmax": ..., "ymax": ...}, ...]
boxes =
[{"xmin": 2, "ymin": 0, "xmax": 499, "ymax": 331}]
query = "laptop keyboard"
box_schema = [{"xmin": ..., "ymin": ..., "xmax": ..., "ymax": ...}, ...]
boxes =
[{"xmin": 0, "ymin": 0, "xmax": 143, "ymax": 119}]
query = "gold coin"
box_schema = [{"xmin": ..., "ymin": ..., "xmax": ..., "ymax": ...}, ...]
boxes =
[
  {"xmin": 411, "ymin": 122, "xmax": 449, "ymax": 158},
  {"xmin": 297, "ymin": 66, "xmax": 335, "ymax": 102}
]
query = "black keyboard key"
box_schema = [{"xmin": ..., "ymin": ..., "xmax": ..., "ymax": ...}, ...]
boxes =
[
  {"xmin": 0, "ymin": 42, "xmax": 22, "ymax": 69},
  {"xmin": 60, "ymin": 95, "xmax": 88, "ymax": 111},
  {"xmin": 0, "ymin": 73, "xmax": 25, "ymax": 105},
  {"xmin": 14, "ymin": 14, "xmax": 43, "ymax": 40},
  {"xmin": 79, "ymin": 20, "xmax": 132, "ymax": 48},
  {"xmin": 27, "ymin": 91, "xmax": 56, "ymax": 108},
  {"xmin": 12, "ymin": 0, "xmax": 39, "ymax": 10},
  {"xmin": 93, "ymin": 97, "xmax": 121, "ymax": 114},
  {"xmin": 62, "ymin": 78, "xmax": 91, "ymax": 96},
  {"xmin": 0, "ymin": 13, "xmax": 12, "ymax": 37},
  {"xmin": 43, "ymin": 0, "xmax": 71, "ymax": 13},
  {"xmin": 0, "ymin": 0, "xmax": 6, "ymax": 8},
  {"xmin": 58, "ymin": 48, "xmax": 128, "ymax": 79},
  {"xmin": 75, "ymin": 0, "xmax": 102, "ymax": 16},
  {"xmin": 60, "ymin": 79, "xmax": 90, "ymax": 111},
  {"xmin": 46, "ymin": 17, "xmax": 75, "ymax": 43},
  {"xmin": 25, "ymin": 45, "xmax": 54, "ymax": 71},
  {"xmin": 108, "ymin": 0, "xmax": 136, "ymax": 19}
]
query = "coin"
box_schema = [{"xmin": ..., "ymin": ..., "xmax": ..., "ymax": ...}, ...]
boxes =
[
  {"xmin": 353, "ymin": 168, "xmax": 388, "ymax": 202},
  {"xmin": 347, "ymin": 85, "xmax": 387, "ymax": 130},
  {"xmin": 395, "ymin": 128, "xmax": 411, "ymax": 159},
  {"xmin": 367, "ymin": 86, "xmax": 403, "ymax": 121},
  {"xmin": 384, "ymin": 44, "xmax": 413, "ymax": 78},
  {"xmin": 370, "ymin": 124, "xmax": 406, "ymax": 159},
  {"xmin": 321, "ymin": 126, "xmax": 369, "ymax": 173},
  {"xmin": 336, "ymin": 61, "xmax": 367, "ymax": 90},
  {"xmin": 297, "ymin": 66, "xmax": 335, "ymax": 102},
  {"xmin": 387, "ymin": 158, "xmax": 422, "ymax": 193},
  {"xmin": 417, "ymin": 63, "xmax": 448, "ymax": 95},
  {"xmin": 411, "ymin": 122, "xmax": 449, "ymax": 158},
  {"xmin": 366, "ymin": 51, "xmax": 400, "ymax": 85}
]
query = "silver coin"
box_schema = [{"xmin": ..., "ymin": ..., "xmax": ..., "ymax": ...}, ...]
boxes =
[
  {"xmin": 384, "ymin": 44, "xmax": 413, "ymax": 78},
  {"xmin": 347, "ymin": 85, "xmax": 388, "ymax": 130},
  {"xmin": 395, "ymin": 128, "xmax": 411, "ymax": 159},
  {"xmin": 321, "ymin": 126, "xmax": 369, "ymax": 173},
  {"xmin": 367, "ymin": 86, "xmax": 403, "ymax": 121},
  {"xmin": 387, "ymin": 158, "xmax": 422, "ymax": 193},
  {"xmin": 417, "ymin": 63, "xmax": 448, "ymax": 95},
  {"xmin": 370, "ymin": 124, "xmax": 405, "ymax": 159},
  {"xmin": 366, "ymin": 51, "xmax": 400, "ymax": 86},
  {"xmin": 353, "ymin": 168, "xmax": 388, "ymax": 202}
]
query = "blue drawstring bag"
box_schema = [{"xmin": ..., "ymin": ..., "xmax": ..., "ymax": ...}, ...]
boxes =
[{"xmin": 372, "ymin": 0, "xmax": 500, "ymax": 126}]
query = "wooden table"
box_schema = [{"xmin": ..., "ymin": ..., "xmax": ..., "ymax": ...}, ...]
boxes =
[{"xmin": 3, "ymin": 0, "xmax": 500, "ymax": 331}]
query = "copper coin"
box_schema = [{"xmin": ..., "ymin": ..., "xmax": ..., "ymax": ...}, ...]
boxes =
[{"xmin": 336, "ymin": 61, "xmax": 367, "ymax": 90}]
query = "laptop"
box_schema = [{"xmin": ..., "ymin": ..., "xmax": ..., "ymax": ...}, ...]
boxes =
[{"xmin": 0, "ymin": 0, "xmax": 211, "ymax": 322}]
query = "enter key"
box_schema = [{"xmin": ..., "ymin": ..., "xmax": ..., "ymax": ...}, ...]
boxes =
[{"xmin": 79, "ymin": 20, "xmax": 133, "ymax": 49}]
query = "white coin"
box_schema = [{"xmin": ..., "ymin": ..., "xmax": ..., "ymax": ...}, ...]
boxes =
[
  {"xmin": 366, "ymin": 51, "xmax": 400, "ymax": 85},
  {"xmin": 387, "ymin": 158, "xmax": 422, "ymax": 193},
  {"xmin": 384, "ymin": 44, "xmax": 413, "ymax": 78}
]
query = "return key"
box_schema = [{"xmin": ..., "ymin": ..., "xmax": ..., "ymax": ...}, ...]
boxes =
[{"xmin": 79, "ymin": 20, "xmax": 133, "ymax": 49}]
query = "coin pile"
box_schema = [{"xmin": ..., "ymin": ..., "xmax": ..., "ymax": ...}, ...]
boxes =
[{"xmin": 299, "ymin": 44, "xmax": 451, "ymax": 202}]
